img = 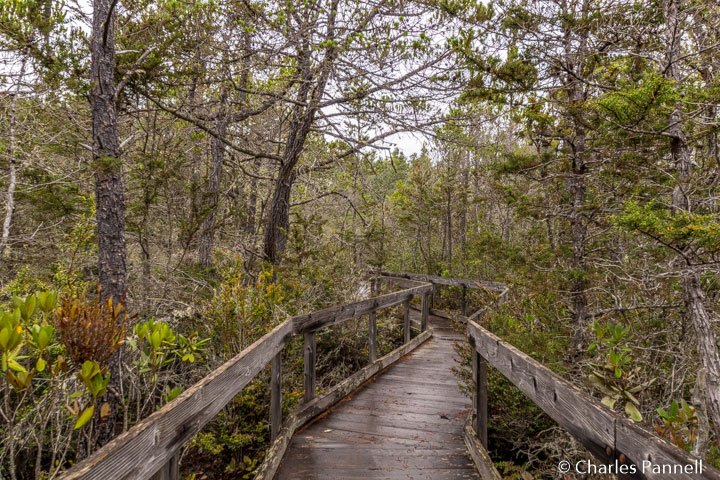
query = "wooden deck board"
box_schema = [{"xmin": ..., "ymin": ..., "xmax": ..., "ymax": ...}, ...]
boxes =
[{"xmin": 275, "ymin": 314, "xmax": 479, "ymax": 479}]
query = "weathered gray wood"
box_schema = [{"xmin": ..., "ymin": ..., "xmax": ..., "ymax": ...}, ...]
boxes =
[
  {"xmin": 60, "ymin": 320, "xmax": 294, "ymax": 480},
  {"xmin": 467, "ymin": 320, "xmax": 720, "ymax": 480},
  {"xmin": 403, "ymin": 299, "xmax": 411, "ymax": 343},
  {"xmin": 466, "ymin": 307, "xmax": 487, "ymax": 323},
  {"xmin": 255, "ymin": 330, "xmax": 432, "ymax": 480},
  {"xmin": 380, "ymin": 275, "xmax": 429, "ymax": 290},
  {"xmin": 421, "ymin": 292, "xmax": 429, "ymax": 331},
  {"xmin": 468, "ymin": 320, "xmax": 613, "ymax": 463},
  {"xmin": 303, "ymin": 332, "xmax": 316, "ymax": 403},
  {"xmin": 615, "ymin": 415, "xmax": 720, "ymax": 480},
  {"xmin": 368, "ymin": 311, "xmax": 377, "ymax": 363},
  {"xmin": 275, "ymin": 315, "xmax": 478, "ymax": 480},
  {"xmin": 270, "ymin": 352, "xmax": 282, "ymax": 441},
  {"xmin": 464, "ymin": 421, "xmax": 501, "ymax": 480},
  {"xmin": 462, "ymin": 285, "xmax": 468, "ymax": 316},
  {"xmin": 379, "ymin": 271, "xmax": 507, "ymax": 293},
  {"xmin": 429, "ymin": 307, "xmax": 453, "ymax": 319},
  {"xmin": 472, "ymin": 349, "xmax": 488, "ymax": 449},
  {"xmin": 295, "ymin": 329, "xmax": 432, "ymax": 428},
  {"xmin": 252, "ymin": 412, "xmax": 299, "ymax": 480},
  {"xmin": 149, "ymin": 454, "xmax": 178, "ymax": 480},
  {"xmin": 293, "ymin": 285, "xmax": 431, "ymax": 334}
]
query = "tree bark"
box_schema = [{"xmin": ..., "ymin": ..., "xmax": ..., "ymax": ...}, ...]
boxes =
[
  {"xmin": 198, "ymin": 100, "xmax": 228, "ymax": 269},
  {"xmin": 664, "ymin": 0, "xmax": 720, "ymax": 443},
  {"xmin": 92, "ymin": 0, "xmax": 127, "ymax": 304},
  {"xmin": 245, "ymin": 158, "xmax": 260, "ymax": 235},
  {"xmin": 562, "ymin": 0, "xmax": 590, "ymax": 347},
  {"xmin": 0, "ymin": 56, "xmax": 26, "ymax": 261}
]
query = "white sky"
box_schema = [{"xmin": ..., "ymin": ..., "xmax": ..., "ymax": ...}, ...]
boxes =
[{"xmin": 386, "ymin": 132, "xmax": 429, "ymax": 157}]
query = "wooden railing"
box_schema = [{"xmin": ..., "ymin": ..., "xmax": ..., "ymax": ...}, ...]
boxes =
[
  {"xmin": 377, "ymin": 270, "xmax": 508, "ymax": 318},
  {"xmin": 421, "ymin": 274, "xmax": 720, "ymax": 480},
  {"xmin": 59, "ymin": 276, "xmax": 433, "ymax": 480}
]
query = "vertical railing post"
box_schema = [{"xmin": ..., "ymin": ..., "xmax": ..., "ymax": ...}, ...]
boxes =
[
  {"xmin": 420, "ymin": 292, "xmax": 429, "ymax": 332},
  {"xmin": 150, "ymin": 453, "xmax": 179, "ymax": 480},
  {"xmin": 462, "ymin": 284, "xmax": 468, "ymax": 317},
  {"xmin": 403, "ymin": 298, "xmax": 411, "ymax": 343},
  {"xmin": 472, "ymin": 348, "xmax": 488, "ymax": 449},
  {"xmin": 270, "ymin": 352, "xmax": 282, "ymax": 441},
  {"xmin": 368, "ymin": 310, "xmax": 377, "ymax": 363},
  {"xmin": 303, "ymin": 332, "xmax": 316, "ymax": 403}
]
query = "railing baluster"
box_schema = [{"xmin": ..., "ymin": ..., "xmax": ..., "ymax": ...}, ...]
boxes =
[
  {"xmin": 270, "ymin": 352, "xmax": 282, "ymax": 441},
  {"xmin": 403, "ymin": 299, "xmax": 411, "ymax": 343},
  {"xmin": 304, "ymin": 332, "xmax": 316, "ymax": 402},
  {"xmin": 420, "ymin": 292, "xmax": 429, "ymax": 331},
  {"xmin": 462, "ymin": 285, "xmax": 468, "ymax": 317},
  {"xmin": 150, "ymin": 453, "xmax": 179, "ymax": 480},
  {"xmin": 368, "ymin": 311, "xmax": 377, "ymax": 363},
  {"xmin": 473, "ymin": 349, "xmax": 488, "ymax": 449}
]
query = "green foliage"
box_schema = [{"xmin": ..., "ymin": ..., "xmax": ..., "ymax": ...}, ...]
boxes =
[
  {"xmin": 587, "ymin": 322, "xmax": 650, "ymax": 422},
  {"xmin": 72, "ymin": 360, "xmax": 110, "ymax": 429},
  {"xmin": 655, "ymin": 399, "xmax": 698, "ymax": 451},
  {"xmin": 616, "ymin": 201, "xmax": 720, "ymax": 251},
  {"xmin": 595, "ymin": 70, "xmax": 677, "ymax": 125},
  {"xmin": 130, "ymin": 318, "xmax": 209, "ymax": 377},
  {"xmin": 201, "ymin": 265, "xmax": 290, "ymax": 355},
  {"xmin": 0, "ymin": 291, "xmax": 58, "ymax": 380}
]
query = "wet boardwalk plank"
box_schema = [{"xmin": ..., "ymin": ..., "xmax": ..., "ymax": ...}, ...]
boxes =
[{"xmin": 275, "ymin": 315, "xmax": 479, "ymax": 480}]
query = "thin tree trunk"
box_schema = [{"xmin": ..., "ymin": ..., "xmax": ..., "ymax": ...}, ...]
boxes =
[
  {"xmin": 92, "ymin": 0, "xmax": 127, "ymax": 304},
  {"xmin": 692, "ymin": 368, "xmax": 710, "ymax": 458},
  {"xmin": 245, "ymin": 158, "xmax": 260, "ymax": 235},
  {"xmin": 446, "ymin": 187, "xmax": 453, "ymax": 272},
  {"xmin": 562, "ymin": 0, "xmax": 590, "ymax": 348},
  {"xmin": 460, "ymin": 153, "xmax": 469, "ymax": 261},
  {"xmin": 198, "ymin": 103, "xmax": 228, "ymax": 268},
  {"xmin": 0, "ymin": 56, "xmax": 26, "ymax": 261}
]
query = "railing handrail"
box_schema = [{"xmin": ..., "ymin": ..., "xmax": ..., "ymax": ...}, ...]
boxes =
[
  {"xmin": 441, "ymin": 275, "xmax": 720, "ymax": 480},
  {"xmin": 60, "ymin": 276, "xmax": 433, "ymax": 480},
  {"xmin": 376, "ymin": 270, "xmax": 508, "ymax": 293}
]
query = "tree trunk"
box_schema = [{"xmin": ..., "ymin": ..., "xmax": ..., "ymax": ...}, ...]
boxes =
[
  {"xmin": 261, "ymin": 0, "xmax": 338, "ymax": 264},
  {"xmin": 92, "ymin": 0, "xmax": 127, "ymax": 304},
  {"xmin": 263, "ymin": 161, "xmax": 297, "ymax": 264},
  {"xmin": 0, "ymin": 56, "xmax": 26, "ymax": 262},
  {"xmin": 245, "ymin": 158, "xmax": 260, "ymax": 235},
  {"xmin": 664, "ymin": 0, "xmax": 720, "ymax": 443},
  {"xmin": 198, "ymin": 108, "xmax": 228, "ymax": 268},
  {"xmin": 562, "ymin": 0, "xmax": 590, "ymax": 348},
  {"xmin": 683, "ymin": 273, "xmax": 720, "ymax": 442}
]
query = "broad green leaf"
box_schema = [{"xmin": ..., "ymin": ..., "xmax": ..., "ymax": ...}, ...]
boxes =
[
  {"xmin": 74, "ymin": 405, "xmax": 95, "ymax": 430},
  {"xmin": 601, "ymin": 396, "xmax": 617, "ymax": 409},
  {"xmin": 625, "ymin": 402, "xmax": 642, "ymax": 422},
  {"xmin": 8, "ymin": 358, "xmax": 27, "ymax": 373}
]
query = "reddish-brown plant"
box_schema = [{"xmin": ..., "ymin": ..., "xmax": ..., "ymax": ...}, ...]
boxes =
[{"xmin": 54, "ymin": 292, "xmax": 130, "ymax": 367}]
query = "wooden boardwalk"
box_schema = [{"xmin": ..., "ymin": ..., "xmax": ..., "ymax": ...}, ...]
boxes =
[
  {"xmin": 275, "ymin": 314, "xmax": 479, "ymax": 479},
  {"xmin": 63, "ymin": 272, "xmax": 720, "ymax": 480}
]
